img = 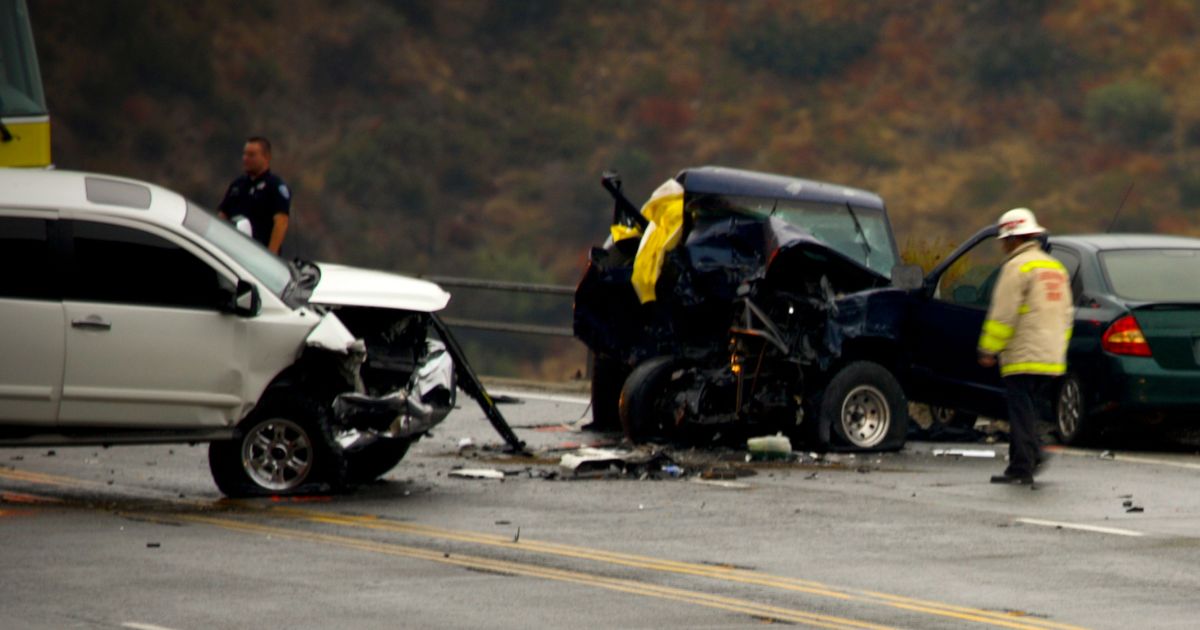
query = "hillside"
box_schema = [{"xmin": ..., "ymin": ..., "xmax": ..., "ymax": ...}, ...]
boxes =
[{"xmin": 28, "ymin": 0, "xmax": 1200, "ymax": 376}]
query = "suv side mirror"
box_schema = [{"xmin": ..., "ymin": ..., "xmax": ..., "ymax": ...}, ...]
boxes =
[
  {"xmin": 225, "ymin": 280, "xmax": 260, "ymax": 317},
  {"xmin": 891, "ymin": 264, "xmax": 923, "ymax": 290}
]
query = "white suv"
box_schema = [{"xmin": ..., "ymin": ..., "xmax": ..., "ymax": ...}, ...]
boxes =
[{"xmin": 0, "ymin": 169, "xmax": 513, "ymax": 496}]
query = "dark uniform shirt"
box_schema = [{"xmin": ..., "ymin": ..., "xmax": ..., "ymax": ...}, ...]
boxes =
[{"xmin": 218, "ymin": 170, "xmax": 291, "ymax": 248}]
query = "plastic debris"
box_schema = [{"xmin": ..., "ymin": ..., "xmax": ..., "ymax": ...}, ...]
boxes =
[
  {"xmin": 448, "ymin": 468, "xmax": 505, "ymax": 480},
  {"xmin": 746, "ymin": 434, "xmax": 792, "ymax": 460},
  {"xmin": 932, "ymin": 448, "xmax": 997, "ymax": 458}
]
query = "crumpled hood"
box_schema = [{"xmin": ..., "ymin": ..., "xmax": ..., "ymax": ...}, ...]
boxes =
[{"xmin": 308, "ymin": 262, "xmax": 451, "ymax": 312}]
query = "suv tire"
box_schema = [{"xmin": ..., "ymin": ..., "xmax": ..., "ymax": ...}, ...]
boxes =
[
  {"xmin": 209, "ymin": 390, "xmax": 347, "ymax": 497},
  {"xmin": 345, "ymin": 438, "xmax": 414, "ymax": 485}
]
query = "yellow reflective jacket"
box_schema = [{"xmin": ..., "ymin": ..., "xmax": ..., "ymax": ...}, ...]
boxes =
[{"xmin": 978, "ymin": 240, "xmax": 1074, "ymax": 376}]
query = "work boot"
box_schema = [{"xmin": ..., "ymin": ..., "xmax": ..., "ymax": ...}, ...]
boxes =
[{"xmin": 990, "ymin": 473, "xmax": 1034, "ymax": 485}]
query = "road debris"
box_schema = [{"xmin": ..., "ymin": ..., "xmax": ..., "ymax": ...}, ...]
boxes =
[
  {"xmin": 746, "ymin": 434, "xmax": 792, "ymax": 460},
  {"xmin": 932, "ymin": 448, "xmax": 997, "ymax": 458},
  {"xmin": 448, "ymin": 468, "xmax": 506, "ymax": 480},
  {"xmin": 558, "ymin": 447, "xmax": 675, "ymax": 479}
]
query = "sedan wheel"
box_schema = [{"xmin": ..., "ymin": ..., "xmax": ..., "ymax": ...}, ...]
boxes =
[{"xmin": 1055, "ymin": 374, "xmax": 1094, "ymax": 445}]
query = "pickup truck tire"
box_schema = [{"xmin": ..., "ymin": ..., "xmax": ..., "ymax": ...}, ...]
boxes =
[
  {"xmin": 619, "ymin": 356, "xmax": 681, "ymax": 442},
  {"xmin": 345, "ymin": 438, "xmax": 414, "ymax": 484},
  {"xmin": 209, "ymin": 391, "xmax": 347, "ymax": 497},
  {"xmin": 1054, "ymin": 374, "xmax": 1096, "ymax": 446},
  {"xmin": 823, "ymin": 361, "xmax": 908, "ymax": 451},
  {"xmin": 589, "ymin": 354, "xmax": 629, "ymax": 431}
]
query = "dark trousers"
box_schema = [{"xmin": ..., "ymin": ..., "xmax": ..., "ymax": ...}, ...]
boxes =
[{"xmin": 1003, "ymin": 375, "xmax": 1055, "ymax": 477}]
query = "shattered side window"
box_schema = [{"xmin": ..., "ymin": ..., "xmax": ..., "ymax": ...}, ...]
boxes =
[{"xmin": 689, "ymin": 194, "xmax": 898, "ymax": 276}]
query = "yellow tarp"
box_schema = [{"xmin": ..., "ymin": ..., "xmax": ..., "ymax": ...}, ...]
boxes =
[{"xmin": 631, "ymin": 179, "xmax": 686, "ymax": 304}]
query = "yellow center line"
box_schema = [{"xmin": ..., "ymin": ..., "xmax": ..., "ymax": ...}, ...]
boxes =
[
  {"xmin": 177, "ymin": 512, "xmax": 892, "ymax": 630},
  {"xmin": 0, "ymin": 467, "xmax": 1088, "ymax": 630},
  {"xmin": 265, "ymin": 506, "xmax": 1085, "ymax": 630}
]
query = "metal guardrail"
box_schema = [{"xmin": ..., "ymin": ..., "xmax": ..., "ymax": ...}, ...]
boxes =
[{"xmin": 421, "ymin": 275, "xmax": 575, "ymax": 338}]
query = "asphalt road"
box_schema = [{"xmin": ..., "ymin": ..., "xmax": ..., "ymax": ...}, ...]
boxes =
[{"xmin": 3, "ymin": 389, "xmax": 1200, "ymax": 630}]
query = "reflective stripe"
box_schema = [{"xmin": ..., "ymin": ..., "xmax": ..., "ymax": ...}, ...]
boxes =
[
  {"xmin": 1001, "ymin": 362, "xmax": 1066, "ymax": 376},
  {"xmin": 979, "ymin": 334, "xmax": 1006, "ymax": 353},
  {"xmin": 1018, "ymin": 304, "xmax": 1030, "ymax": 315},
  {"xmin": 1065, "ymin": 326, "xmax": 1073, "ymax": 342},
  {"xmin": 979, "ymin": 319, "xmax": 1014, "ymax": 353},
  {"xmin": 984, "ymin": 320, "xmax": 1014, "ymax": 339},
  {"xmin": 1019, "ymin": 259, "xmax": 1067, "ymax": 273}
]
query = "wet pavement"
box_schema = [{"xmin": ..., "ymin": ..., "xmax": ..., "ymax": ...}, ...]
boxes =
[{"xmin": 3, "ymin": 388, "xmax": 1200, "ymax": 629}]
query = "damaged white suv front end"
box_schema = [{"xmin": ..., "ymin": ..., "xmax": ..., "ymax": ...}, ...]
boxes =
[{"xmin": 0, "ymin": 170, "xmax": 522, "ymax": 496}]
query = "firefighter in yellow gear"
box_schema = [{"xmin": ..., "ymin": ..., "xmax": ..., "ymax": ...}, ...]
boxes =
[{"xmin": 978, "ymin": 208, "xmax": 1073, "ymax": 484}]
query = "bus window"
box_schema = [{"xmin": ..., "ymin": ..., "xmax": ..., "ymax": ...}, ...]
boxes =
[{"xmin": 0, "ymin": 0, "xmax": 46, "ymax": 117}]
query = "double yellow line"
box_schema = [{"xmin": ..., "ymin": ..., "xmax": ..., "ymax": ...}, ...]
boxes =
[
  {"xmin": 261, "ymin": 506, "xmax": 1085, "ymax": 630},
  {"xmin": 180, "ymin": 512, "xmax": 892, "ymax": 630},
  {"xmin": 0, "ymin": 467, "xmax": 1087, "ymax": 630}
]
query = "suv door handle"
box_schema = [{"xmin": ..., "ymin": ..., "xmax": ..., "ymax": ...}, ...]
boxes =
[{"xmin": 71, "ymin": 315, "xmax": 112, "ymax": 331}]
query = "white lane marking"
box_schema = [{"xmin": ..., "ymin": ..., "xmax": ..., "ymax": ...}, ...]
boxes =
[
  {"xmin": 487, "ymin": 389, "xmax": 590, "ymax": 406},
  {"xmin": 122, "ymin": 623, "xmax": 181, "ymax": 630},
  {"xmin": 1015, "ymin": 517, "xmax": 1145, "ymax": 537},
  {"xmin": 1047, "ymin": 446, "xmax": 1200, "ymax": 471}
]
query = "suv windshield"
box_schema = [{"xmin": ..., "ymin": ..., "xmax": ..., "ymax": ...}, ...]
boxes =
[
  {"xmin": 182, "ymin": 201, "xmax": 292, "ymax": 297},
  {"xmin": 1101, "ymin": 248, "xmax": 1200, "ymax": 302},
  {"xmin": 690, "ymin": 194, "xmax": 898, "ymax": 276}
]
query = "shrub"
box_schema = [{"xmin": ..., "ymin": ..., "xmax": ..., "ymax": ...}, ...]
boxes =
[
  {"xmin": 1084, "ymin": 80, "xmax": 1172, "ymax": 147},
  {"xmin": 730, "ymin": 15, "xmax": 877, "ymax": 80}
]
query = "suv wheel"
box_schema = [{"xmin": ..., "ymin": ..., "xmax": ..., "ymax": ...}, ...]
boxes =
[
  {"xmin": 821, "ymin": 361, "xmax": 908, "ymax": 451},
  {"xmin": 209, "ymin": 390, "xmax": 347, "ymax": 497}
]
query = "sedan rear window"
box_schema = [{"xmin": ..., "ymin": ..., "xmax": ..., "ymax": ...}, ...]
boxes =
[{"xmin": 1100, "ymin": 249, "xmax": 1200, "ymax": 302}]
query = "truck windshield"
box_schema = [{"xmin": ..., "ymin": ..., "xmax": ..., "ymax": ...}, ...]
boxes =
[
  {"xmin": 0, "ymin": 0, "xmax": 47, "ymax": 117},
  {"xmin": 182, "ymin": 201, "xmax": 292, "ymax": 298},
  {"xmin": 692, "ymin": 194, "xmax": 899, "ymax": 276},
  {"xmin": 1100, "ymin": 248, "xmax": 1200, "ymax": 302}
]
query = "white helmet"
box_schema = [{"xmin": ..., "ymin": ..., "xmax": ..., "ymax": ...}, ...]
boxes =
[{"xmin": 996, "ymin": 207, "xmax": 1045, "ymax": 239}]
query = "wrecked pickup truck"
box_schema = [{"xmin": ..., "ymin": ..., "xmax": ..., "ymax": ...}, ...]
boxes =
[
  {"xmin": 0, "ymin": 169, "xmax": 522, "ymax": 496},
  {"xmin": 575, "ymin": 166, "xmax": 917, "ymax": 450}
]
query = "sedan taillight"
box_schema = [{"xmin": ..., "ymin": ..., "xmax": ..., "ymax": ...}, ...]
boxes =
[{"xmin": 1102, "ymin": 315, "xmax": 1152, "ymax": 357}]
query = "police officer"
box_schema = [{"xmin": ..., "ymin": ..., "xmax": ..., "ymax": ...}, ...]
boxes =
[
  {"xmin": 977, "ymin": 208, "xmax": 1073, "ymax": 485},
  {"xmin": 218, "ymin": 136, "xmax": 291, "ymax": 254}
]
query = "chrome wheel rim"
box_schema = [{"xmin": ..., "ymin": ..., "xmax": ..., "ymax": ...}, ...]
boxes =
[
  {"xmin": 242, "ymin": 418, "xmax": 314, "ymax": 491},
  {"xmin": 1057, "ymin": 379, "xmax": 1082, "ymax": 438},
  {"xmin": 841, "ymin": 385, "xmax": 890, "ymax": 448}
]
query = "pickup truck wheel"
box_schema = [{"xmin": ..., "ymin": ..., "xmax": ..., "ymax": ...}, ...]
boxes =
[
  {"xmin": 822, "ymin": 361, "xmax": 908, "ymax": 451},
  {"xmin": 209, "ymin": 392, "xmax": 347, "ymax": 497},
  {"xmin": 619, "ymin": 356, "xmax": 681, "ymax": 442},
  {"xmin": 1055, "ymin": 374, "xmax": 1096, "ymax": 446},
  {"xmin": 345, "ymin": 438, "xmax": 414, "ymax": 484},
  {"xmin": 589, "ymin": 354, "xmax": 629, "ymax": 431}
]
